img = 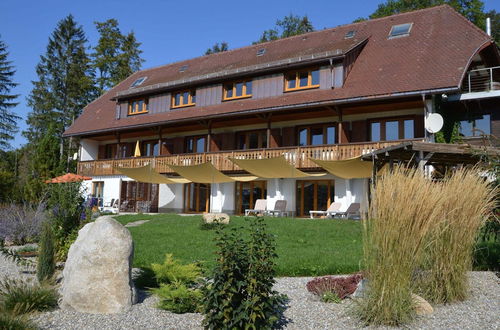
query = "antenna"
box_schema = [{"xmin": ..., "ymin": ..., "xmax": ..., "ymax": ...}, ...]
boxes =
[{"xmin": 425, "ymin": 113, "xmax": 444, "ymax": 134}]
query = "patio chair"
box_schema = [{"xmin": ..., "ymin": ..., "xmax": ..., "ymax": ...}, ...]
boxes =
[
  {"xmin": 309, "ymin": 202, "xmax": 342, "ymax": 219},
  {"xmin": 265, "ymin": 200, "xmax": 288, "ymax": 217},
  {"xmin": 119, "ymin": 200, "xmax": 129, "ymax": 212},
  {"xmin": 103, "ymin": 198, "xmax": 115, "ymax": 208},
  {"xmin": 245, "ymin": 199, "xmax": 267, "ymax": 216},
  {"xmin": 336, "ymin": 203, "xmax": 361, "ymax": 219}
]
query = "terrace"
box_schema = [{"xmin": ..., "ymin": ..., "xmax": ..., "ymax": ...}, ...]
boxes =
[{"xmin": 77, "ymin": 140, "xmax": 412, "ymax": 176}]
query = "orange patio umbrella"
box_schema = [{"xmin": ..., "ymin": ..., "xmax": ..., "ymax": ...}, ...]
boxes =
[{"xmin": 45, "ymin": 173, "xmax": 92, "ymax": 183}]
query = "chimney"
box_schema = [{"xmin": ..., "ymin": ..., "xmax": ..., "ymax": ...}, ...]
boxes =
[{"xmin": 486, "ymin": 17, "xmax": 491, "ymax": 36}]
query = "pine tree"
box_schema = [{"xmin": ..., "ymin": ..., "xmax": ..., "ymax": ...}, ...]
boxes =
[
  {"xmin": 24, "ymin": 15, "xmax": 95, "ymax": 180},
  {"xmin": 0, "ymin": 36, "xmax": 20, "ymax": 150},
  {"xmin": 205, "ymin": 42, "xmax": 229, "ymax": 55},
  {"xmin": 92, "ymin": 19, "xmax": 143, "ymax": 94}
]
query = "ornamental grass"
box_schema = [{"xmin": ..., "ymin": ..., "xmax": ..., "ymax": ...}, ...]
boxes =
[
  {"xmin": 358, "ymin": 167, "xmax": 446, "ymax": 326},
  {"xmin": 417, "ymin": 168, "xmax": 496, "ymax": 304}
]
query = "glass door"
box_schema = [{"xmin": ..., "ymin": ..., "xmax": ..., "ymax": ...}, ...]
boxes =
[
  {"xmin": 184, "ymin": 183, "xmax": 210, "ymax": 213},
  {"xmin": 235, "ymin": 181, "xmax": 267, "ymax": 215},
  {"xmin": 296, "ymin": 180, "xmax": 334, "ymax": 217}
]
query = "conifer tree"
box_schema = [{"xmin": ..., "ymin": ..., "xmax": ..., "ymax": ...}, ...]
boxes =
[
  {"xmin": 92, "ymin": 19, "xmax": 143, "ymax": 94},
  {"xmin": 0, "ymin": 36, "xmax": 20, "ymax": 150},
  {"xmin": 255, "ymin": 14, "xmax": 314, "ymax": 44},
  {"xmin": 25, "ymin": 15, "xmax": 95, "ymax": 146}
]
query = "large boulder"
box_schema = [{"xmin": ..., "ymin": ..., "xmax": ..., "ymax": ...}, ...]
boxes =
[
  {"xmin": 203, "ymin": 213, "xmax": 230, "ymax": 225},
  {"xmin": 60, "ymin": 216, "xmax": 136, "ymax": 314}
]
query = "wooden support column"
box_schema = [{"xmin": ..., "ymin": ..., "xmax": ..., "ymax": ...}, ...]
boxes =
[
  {"xmin": 157, "ymin": 127, "xmax": 162, "ymax": 156},
  {"xmin": 337, "ymin": 106, "xmax": 343, "ymax": 144},
  {"xmin": 207, "ymin": 122, "xmax": 212, "ymax": 152},
  {"xmin": 267, "ymin": 116, "xmax": 272, "ymax": 148},
  {"xmin": 115, "ymin": 132, "xmax": 121, "ymax": 159}
]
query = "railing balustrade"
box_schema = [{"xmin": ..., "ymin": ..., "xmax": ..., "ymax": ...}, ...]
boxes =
[
  {"xmin": 77, "ymin": 140, "xmax": 414, "ymax": 176},
  {"xmin": 462, "ymin": 66, "xmax": 500, "ymax": 93}
]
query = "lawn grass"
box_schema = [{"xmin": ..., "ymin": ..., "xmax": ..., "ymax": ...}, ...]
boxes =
[{"xmin": 115, "ymin": 214, "xmax": 363, "ymax": 277}]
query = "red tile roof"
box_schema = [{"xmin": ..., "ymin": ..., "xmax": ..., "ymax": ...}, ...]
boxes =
[{"xmin": 65, "ymin": 5, "xmax": 493, "ymax": 137}]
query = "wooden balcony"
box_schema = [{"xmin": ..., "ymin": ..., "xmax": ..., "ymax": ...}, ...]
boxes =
[{"xmin": 77, "ymin": 140, "xmax": 416, "ymax": 177}]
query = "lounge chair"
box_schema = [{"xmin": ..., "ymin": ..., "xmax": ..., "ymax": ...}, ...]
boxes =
[
  {"xmin": 245, "ymin": 199, "xmax": 267, "ymax": 216},
  {"xmin": 265, "ymin": 200, "xmax": 288, "ymax": 217},
  {"xmin": 309, "ymin": 202, "xmax": 342, "ymax": 219},
  {"xmin": 336, "ymin": 203, "xmax": 361, "ymax": 219},
  {"xmin": 103, "ymin": 198, "xmax": 115, "ymax": 208},
  {"xmin": 119, "ymin": 200, "xmax": 129, "ymax": 212}
]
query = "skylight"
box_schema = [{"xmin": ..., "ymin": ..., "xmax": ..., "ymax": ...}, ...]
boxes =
[
  {"xmin": 389, "ymin": 23, "xmax": 412, "ymax": 38},
  {"xmin": 345, "ymin": 30, "xmax": 356, "ymax": 39},
  {"xmin": 257, "ymin": 48, "xmax": 266, "ymax": 56},
  {"xmin": 179, "ymin": 64, "xmax": 189, "ymax": 72},
  {"xmin": 130, "ymin": 77, "xmax": 147, "ymax": 88}
]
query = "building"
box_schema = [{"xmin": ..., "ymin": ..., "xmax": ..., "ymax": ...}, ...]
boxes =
[{"xmin": 65, "ymin": 5, "xmax": 500, "ymax": 216}]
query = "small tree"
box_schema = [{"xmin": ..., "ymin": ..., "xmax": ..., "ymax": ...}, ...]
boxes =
[
  {"xmin": 205, "ymin": 42, "xmax": 229, "ymax": 55},
  {"xmin": 202, "ymin": 218, "xmax": 288, "ymax": 329},
  {"xmin": 37, "ymin": 221, "xmax": 55, "ymax": 283}
]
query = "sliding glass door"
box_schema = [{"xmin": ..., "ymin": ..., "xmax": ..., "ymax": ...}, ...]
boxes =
[
  {"xmin": 184, "ymin": 183, "xmax": 210, "ymax": 213},
  {"xmin": 235, "ymin": 181, "xmax": 267, "ymax": 215},
  {"xmin": 296, "ymin": 180, "xmax": 334, "ymax": 217}
]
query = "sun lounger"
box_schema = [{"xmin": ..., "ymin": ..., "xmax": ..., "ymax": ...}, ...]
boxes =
[
  {"xmin": 265, "ymin": 200, "xmax": 288, "ymax": 217},
  {"xmin": 309, "ymin": 202, "xmax": 342, "ymax": 219},
  {"xmin": 245, "ymin": 199, "xmax": 267, "ymax": 216},
  {"xmin": 336, "ymin": 203, "xmax": 361, "ymax": 219}
]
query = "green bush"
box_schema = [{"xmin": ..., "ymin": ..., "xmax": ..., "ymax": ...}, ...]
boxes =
[
  {"xmin": 56, "ymin": 228, "xmax": 79, "ymax": 261},
  {"xmin": 151, "ymin": 281, "xmax": 202, "ymax": 313},
  {"xmin": 202, "ymin": 217, "xmax": 288, "ymax": 329},
  {"xmin": 37, "ymin": 221, "xmax": 56, "ymax": 283},
  {"xmin": 321, "ymin": 291, "xmax": 341, "ymax": 303},
  {"xmin": 151, "ymin": 254, "xmax": 201, "ymax": 285},
  {"xmin": 0, "ymin": 312, "xmax": 35, "ymax": 330},
  {"xmin": 0, "ymin": 278, "xmax": 58, "ymax": 315}
]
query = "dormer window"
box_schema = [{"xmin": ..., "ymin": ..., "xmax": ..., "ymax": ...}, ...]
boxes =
[
  {"xmin": 223, "ymin": 80, "xmax": 252, "ymax": 101},
  {"xmin": 172, "ymin": 90, "xmax": 196, "ymax": 108},
  {"xmin": 389, "ymin": 23, "xmax": 412, "ymax": 38},
  {"xmin": 345, "ymin": 30, "xmax": 356, "ymax": 39},
  {"xmin": 130, "ymin": 77, "xmax": 147, "ymax": 88},
  {"xmin": 128, "ymin": 98, "xmax": 149, "ymax": 115},
  {"xmin": 285, "ymin": 68, "xmax": 320, "ymax": 92}
]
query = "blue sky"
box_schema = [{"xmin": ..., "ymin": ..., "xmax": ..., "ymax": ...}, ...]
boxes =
[{"xmin": 1, "ymin": 0, "xmax": 499, "ymax": 148}]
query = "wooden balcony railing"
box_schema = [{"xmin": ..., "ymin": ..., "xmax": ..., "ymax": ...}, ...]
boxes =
[{"xmin": 77, "ymin": 140, "xmax": 414, "ymax": 177}]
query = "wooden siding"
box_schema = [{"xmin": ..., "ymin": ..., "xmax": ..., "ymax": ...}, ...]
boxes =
[
  {"xmin": 119, "ymin": 102, "xmax": 128, "ymax": 118},
  {"xmin": 333, "ymin": 63, "xmax": 344, "ymax": 88},
  {"xmin": 252, "ymin": 74, "xmax": 284, "ymax": 99},
  {"xmin": 149, "ymin": 93, "xmax": 170, "ymax": 113},
  {"xmin": 78, "ymin": 140, "xmax": 414, "ymax": 176},
  {"xmin": 319, "ymin": 66, "xmax": 332, "ymax": 89},
  {"xmin": 196, "ymin": 84, "xmax": 223, "ymax": 107}
]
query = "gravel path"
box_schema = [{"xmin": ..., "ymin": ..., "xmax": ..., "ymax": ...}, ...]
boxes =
[{"xmin": 1, "ymin": 252, "xmax": 499, "ymax": 329}]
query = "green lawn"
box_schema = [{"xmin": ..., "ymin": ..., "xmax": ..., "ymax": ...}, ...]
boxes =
[{"xmin": 115, "ymin": 214, "xmax": 363, "ymax": 277}]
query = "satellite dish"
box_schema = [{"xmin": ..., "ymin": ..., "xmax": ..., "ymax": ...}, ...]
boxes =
[
  {"xmin": 425, "ymin": 113, "xmax": 444, "ymax": 134},
  {"xmin": 72, "ymin": 152, "xmax": 78, "ymax": 160}
]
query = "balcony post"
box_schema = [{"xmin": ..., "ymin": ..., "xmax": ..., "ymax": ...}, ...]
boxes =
[
  {"xmin": 490, "ymin": 68, "xmax": 493, "ymax": 91},
  {"xmin": 266, "ymin": 115, "xmax": 272, "ymax": 148},
  {"xmin": 468, "ymin": 73, "xmax": 471, "ymax": 93},
  {"xmin": 115, "ymin": 132, "xmax": 121, "ymax": 159}
]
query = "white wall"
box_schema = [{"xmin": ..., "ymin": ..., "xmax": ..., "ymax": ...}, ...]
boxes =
[
  {"xmin": 210, "ymin": 182, "xmax": 235, "ymax": 213},
  {"xmin": 334, "ymin": 177, "xmax": 369, "ymax": 212},
  {"xmin": 267, "ymin": 178, "xmax": 296, "ymax": 212},
  {"xmin": 159, "ymin": 183, "xmax": 184, "ymax": 212},
  {"xmin": 80, "ymin": 139, "xmax": 99, "ymax": 161}
]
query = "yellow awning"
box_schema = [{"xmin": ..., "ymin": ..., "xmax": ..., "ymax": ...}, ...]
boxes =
[
  {"xmin": 115, "ymin": 164, "xmax": 190, "ymax": 184},
  {"xmin": 228, "ymin": 156, "xmax": 325, "ymax": 178},
  {"xmin": 311, "ymin": 156, "xmax": 373, "ymax": 179},
  {"xmin": 168, "ymin": 162, "xmax": 258, "ymax": 183}
]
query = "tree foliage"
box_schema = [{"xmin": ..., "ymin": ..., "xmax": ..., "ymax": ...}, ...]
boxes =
[
  {"xmin": 255, "ymin": 14, "xmax": 314, "ymax": 44},
  {"xmin": 486, "ymin": 9, "xmax": 500, "ymax": 45},
  {"xmin": 0, "ymin": 36, "xmax": 20, "ymax": 151},
  {"xmin": 92, "ymin": 19, "xmax": 144, "ymax": 93},
  {"xmin": 363, "ymin": 0, "xmax": 486, "ymax": 29},
  {"xmin": 205, "ymin": 42, "xmax": 229, "ymax": 55}
]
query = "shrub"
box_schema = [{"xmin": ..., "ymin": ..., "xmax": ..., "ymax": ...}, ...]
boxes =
[
  {"xmin": 358, "ymin": 167, "xmax": 445, "ymax": 326},
  {"xmin": 0, "ymin": 278, "xmax": 58, "ymax": 315},
  {"xmin": 151, "ymin": 254, "xmax": 201, "ymax": 285},
  {"xmin": 306, "ymin": 274, "xmax": 362, "ymax": 300},
  {"xmin": 151, "ymin": 281, "xmax": 203, "ymax": 313},
  {"xmin": 0, "ymin": 312, "xmax": 35, "ymax": 330},
  {"xmin": 321, "ymin": 291, "xmax": 342, "ymax": 303},
  {"xmin": 202, "ymin": 217, "xmax": 288, "ymax": 329},
  {"xmin": 473, "ymin": 218, "xmax": 500, "ymax": 271},
  {"xmin": 0, "ymin": 202, "xmax": 46, "ymax": 245},
  {"xmin": 37, "ymin": 221, "xmax": 56, "ymax": 283},
  {"xmin": 418, "ymin": 169, "xmax": 495, "ymax": 303},
  {"xmin": 55, "ymin": 228, "xmax": 79, "ymax": 261}
]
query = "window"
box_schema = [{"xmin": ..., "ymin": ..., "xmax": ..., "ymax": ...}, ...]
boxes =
[
  {"xmin": 184, "ymin": 183, "xmax": 210, "ymax": 213},
  {"xmin": 285, "ymin": 68, "xmax": 320, "ymax": 92},
  {"xmin": 257, "ymin": 48, "xmax": 266, "ymax": 56},
  {"xmin": 369, "ymin": 117, "xmax": 415, "ymax": 141},
  {"xmin": 105, "ymin": 144, "xmax": 117, "ymax": 159},
  {"xmin": 235, "ymin": 181, "xmax": 267, "ymax": 215},
  {"xmin": 237, "ymin": 130, "xmax": 267, "ymax": 150},
  {"xmin": 389, "ymin": 23, "xmax": 412, "ymax": 38},
  {"xmin": 130, "ymin": 77, "xmax": 147, "ymax": 88},
  {"xmin": 223, "ymin": 80, "xmax": 252, "ymax": 100},
  {"xmin": 459, "ymin": 114, "xmax": 491, "ymax": 137},
  {"xmin": 345, "ymin": 30, "xmax": 356, "ymax": 39},
  {"xmin": 296, "ymin": 180, "xmax": 334, "ymax": 217},
  {"xmin": 142, "ymin": 140, "xmax": 159, "ymax": 157},
  {"xmin": 128, "ymin": 98, "xmax": 149, "ymax": 115},
  {"xmin": 92, "ymin": 181, "xmax": 104, "ymax": 207},
  {"xmin": 185, "ymin": 136, "xmax": 206, "ymax": 153},
  {"xmin": 298, "ymin": 124, "xmax": 336, "ymax": 146},
  {"xmin": 172, "ymin": 90, "xmax": 196, "ymax": 108}
]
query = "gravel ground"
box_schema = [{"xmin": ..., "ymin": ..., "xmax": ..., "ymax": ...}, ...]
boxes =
[{"xmin": 1, "ymin": 252, "xmax": 499, "ymax": 329}]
